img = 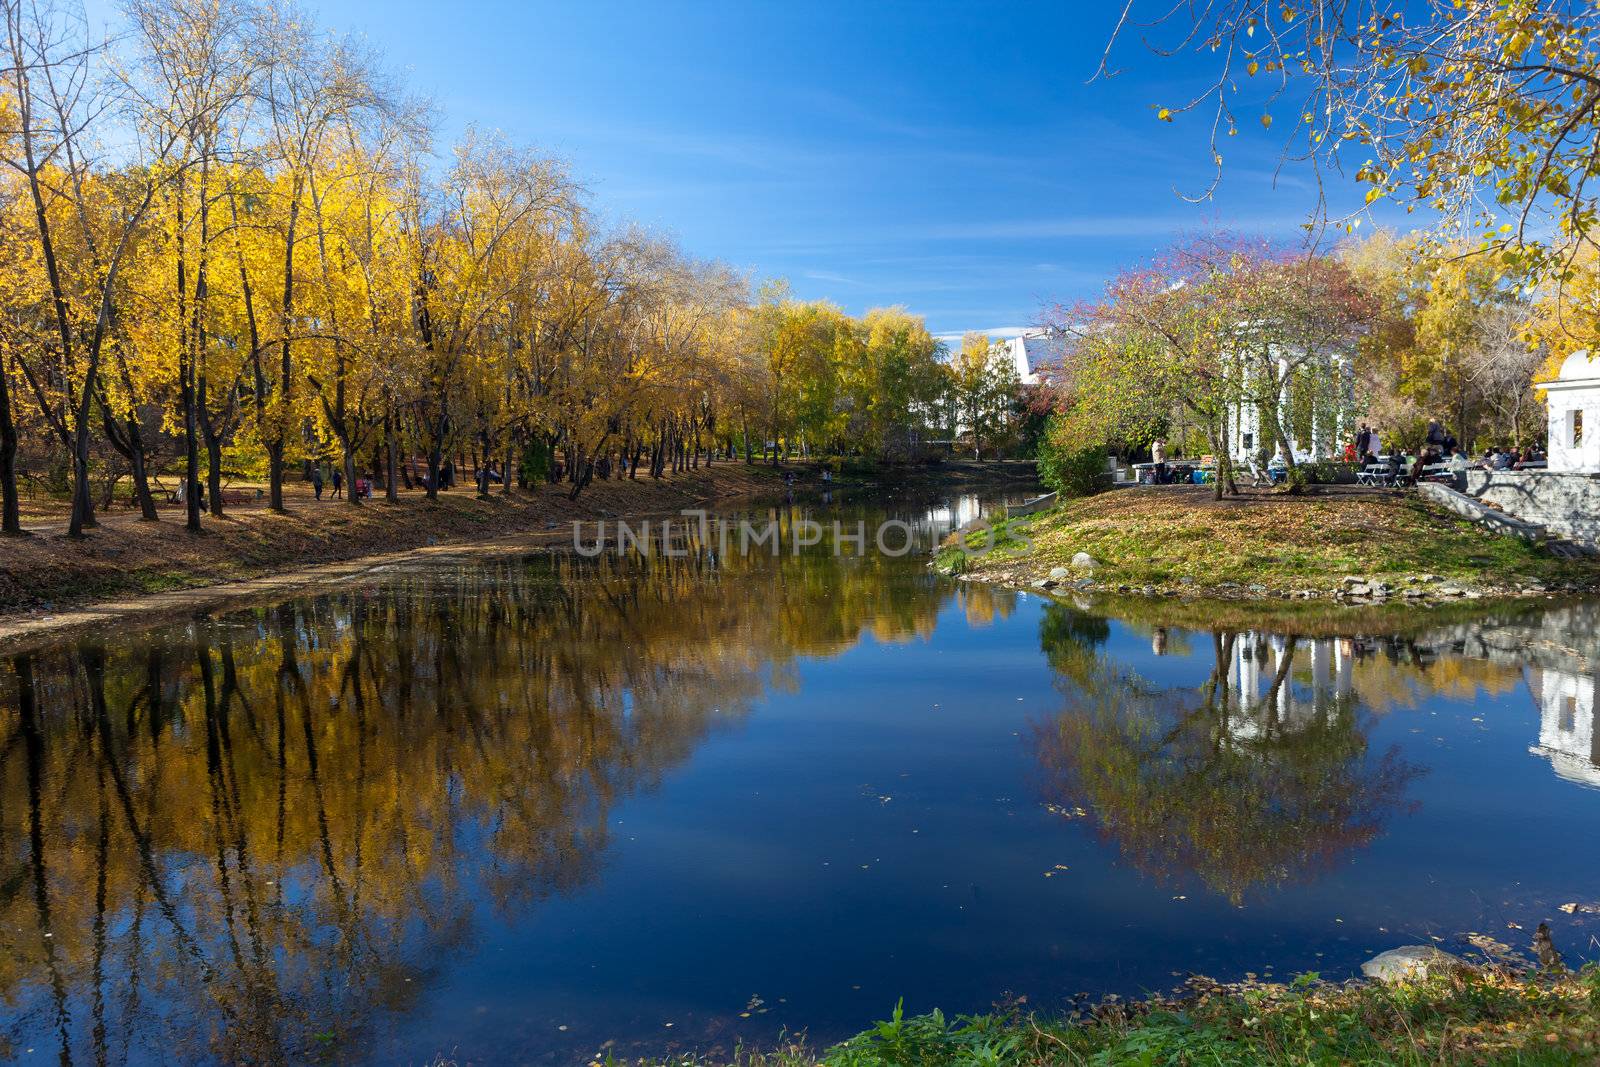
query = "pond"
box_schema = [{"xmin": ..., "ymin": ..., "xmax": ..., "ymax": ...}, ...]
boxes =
[{"xmin": 4, "ymin": 494, "xmax": 1600, "ymax": 1065}]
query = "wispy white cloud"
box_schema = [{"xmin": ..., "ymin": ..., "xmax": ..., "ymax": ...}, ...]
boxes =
[
  {"xmin": 752, "ymin": 212, "xmax": 1306, "ymax": 256},
  {"xmin": 933, "ymin": 325, "xmax": 1031, "ymax": 343},
  {"xmin": 802, "ymin": 269, "xmax": 868, "ymax": 287},
  {"xmin": 919, "ymin": 213, "xmax": 1308, "ymax": 241}
]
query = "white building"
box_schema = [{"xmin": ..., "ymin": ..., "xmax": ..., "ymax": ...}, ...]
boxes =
[
  {"xmin": 1536, "ymin": 350, "xmax": 1600, "ymax": 472},
  {"xmin": 1225, "ymin": 350, "xmax": 1357, "ymax": 465},
  {"xmin": 992, "ymin": 329, "xmax": 1066, "ymax": 387}
]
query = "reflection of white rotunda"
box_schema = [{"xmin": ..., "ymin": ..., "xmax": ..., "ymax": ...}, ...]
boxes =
[
  {"xmin": 1227, "ymin": 635, "xmax": 1356, "ymax": 741},
  {"xmin": 1526, "ymin": 666, "xmax": 1600, "ymax": 789}
]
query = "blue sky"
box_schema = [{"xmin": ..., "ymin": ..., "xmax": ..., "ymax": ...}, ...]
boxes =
[{"xmin": 274, "ymin": 2, "xmax": 1380, "ymax": 338}]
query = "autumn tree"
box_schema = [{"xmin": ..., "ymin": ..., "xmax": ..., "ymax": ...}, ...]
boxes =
[
  {"xmin": 1047, "ymin": 243, "xmax": 1250, "ymax": 498},
  {"xmin": 1110, "ymin": 1, "xmax": 1600, "ymax": 283},
  {"xmin": 301, "ymin": 104, "xmax": 429, "ymax": 508},
  {"xmin": 0, "ymin": 0, "xmax": 181, "ymax": 536},
  {"xmin": 122, "ymin": 0, "xmax": 261, "ymax": 529},
  {"xmin": 248, "ymin": 6, "xmax": 392, "ymax": 511},
  {"xmin": 0, "ymin": 0, "xmax": 958, "ymax": 534},
  {"xmin": 848, "ymin": 306, "xmax": 946, "ymax": 458},
  {"xmin": 412, "ymin": 133, "xmax": 573, "ymax": 499},
  {"xmin": 1341, "ymin": 229, "xmax": 1542, "ymax": 450},
  {"xmin": 1212, "ymin": 241, "xmax": 1373, "ymax": 468},
  {"xmin": 950, "ymin": 332, "xmax": 1020, "ymax": 460}
]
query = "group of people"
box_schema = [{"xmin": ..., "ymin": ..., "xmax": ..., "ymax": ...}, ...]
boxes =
[
  {"xmin": 1124, "ymin": 421, "xmax": 1550, "ymax": 493},
  {"xmin": 310, "ymin": 467, "xmax": 373, "ymax": 500},
  {"xmin": 1481, "ymin": 445, "xmax": 1545, "ymax": 470},
  {"xmin": 1349, "ymin": 419, "xmax": 1547, "ymax": 487}
]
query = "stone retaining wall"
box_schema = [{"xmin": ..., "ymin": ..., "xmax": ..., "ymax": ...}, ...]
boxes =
[
  {"xmin": 1463, "ymin": 470, "xmax": 1600, "ymax": 543},
  {"xmin": 1417, "ymin": 481, "xmax": 1547, "ymax": 542}
]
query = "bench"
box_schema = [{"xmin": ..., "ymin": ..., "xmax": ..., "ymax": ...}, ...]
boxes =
[
  {"xmin": 138, "ymin": 485, "xmax": 257, "ymax": 508},
  {"xmin": 1418, "ymin": 463, "xmax": 1455, "ymax": 484},
  {"xmin": 1357, "ymin": 458, "xmax": 1404, "ymax": 487}
]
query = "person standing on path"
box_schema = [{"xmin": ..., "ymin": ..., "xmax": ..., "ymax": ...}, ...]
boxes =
[
  {"xmin": 312, "ymin": 467, "xmax": 324, "ymax": 500},
  {"xmin": 331, "ymin": 470, "xmax": 343, "ymax": 499}
]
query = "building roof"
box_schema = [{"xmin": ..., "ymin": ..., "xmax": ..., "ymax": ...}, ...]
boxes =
[
  {"xmin": 1003, "ymin": 329, "xmax": 1067, "ymax": 385},
  {"xmin": 1542, "ymin": 349, "xmax": 1600, "ymax": 391}
]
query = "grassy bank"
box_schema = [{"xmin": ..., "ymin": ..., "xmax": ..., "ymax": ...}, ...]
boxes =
[
  {"xmin": 0, "ymin": 463, "xmax": 786, "ymax": 617},
  {"xmin": 684, "ymin": 966, "xmax": 1600, "ymax": 1066},
  {"xmin": 935, "ymin": 485, "xmax": 1600, "ymax": 600}
]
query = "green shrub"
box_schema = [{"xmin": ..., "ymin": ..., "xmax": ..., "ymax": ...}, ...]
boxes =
[
  {"xmin": 1038, "ymin": 419, "xmax": 1109, "ymax": 498},
  {"xmin": 519, "ymin": 440, "xmax": 551, "ymax": 485},
  {"xmin": 1303, "ymin": 458, "xmax": 1355, "ymax": 485}
]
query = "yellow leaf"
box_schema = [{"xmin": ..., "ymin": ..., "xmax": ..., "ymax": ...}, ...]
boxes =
[
  {"xmin": 1260, "ymin": 114, "xmax": 1273, "ymax": 129},
  {"xmin": 1157, "ymin": 108, "xmax": 1173, "ymax": 122}
]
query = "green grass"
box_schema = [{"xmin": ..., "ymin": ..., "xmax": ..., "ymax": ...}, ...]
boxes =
[
  {"xmin": 647, "ymin": 967, "xmax": 1600, "ymax": 1067},
  {"xmin": 936, "ymin": 489, "xmax": 1600, "ymax": 597}
]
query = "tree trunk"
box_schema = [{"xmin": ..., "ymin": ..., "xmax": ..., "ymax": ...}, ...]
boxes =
[
  {"xmin": 503, "ymin": 432, "xmax": 514, "ymax": 498},
  {"xmin": 343, "ymin": 447, "xmax": 360, "ymax": 508},
  {"xmin": 1260, "ymin": 365, "xmax": 1298, "ymax": 472},
  {"xmin": 270, "ymin": 186, "xmax": 302, "ymax": 513},
  {"xmin": 96, "ymin": 380, "xmax": 159, "ymax": 523},
  {"xmin": 178, "ymin": 203, "xmax": 202, "ymax": 534},
  {"xmin": 426, "ymin": 433, "xmax": 442, "ymax": 501},
  {"xmin": 2, "ymin": 355, "xmax": 26, "ymax": 536},
  {"xmin": 193, "ymin": 155, "xmax": 224, "ymax": 521},
  {"xmin": 182, "ymin": 375, "xmax": 202, "ymax": 533},
  {"xmin": 1206, "ymin": 424, "xmax": 1225, "ymax": 502},
  {"xmin": 126, "ymin": 432, "xmax": 157, "ymax": 521},
  {"xmin": 198, "ymin": 376, "xmax": 226, "ymax": 520},
  {"xmin": 267, "ymin": 442, "xmax": 286, "ymax": 511},
  {"xmin": 385, "ymin": 409, "xmax": 400, "ymax": 503},
  {"xmin": 69, "ymin": 413, "xmax": 96, "ymax": 536}
]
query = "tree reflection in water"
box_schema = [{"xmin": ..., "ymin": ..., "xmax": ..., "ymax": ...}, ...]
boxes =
[
  {"xmin": 0, "ymin": 543, "xmax": 999, "ymax": 1065},
  {"xmin": 1034, "ymin": 604, "xmax": 1424, "ymax": 906}
]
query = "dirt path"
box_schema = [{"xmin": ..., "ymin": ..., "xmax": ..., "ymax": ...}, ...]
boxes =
[
  {"xmin": 0, "ymin": 528, "xmax": 583, "ymax": 652},
  {"xmin": 0, "ymin": 464, "xmax": 787, "ymax": 650}
]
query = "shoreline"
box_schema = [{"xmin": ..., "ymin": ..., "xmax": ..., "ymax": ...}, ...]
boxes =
[
  {"xmin": 936, "ymin": 485, "xmax": 1600, "ymax": 609},
  {"xmin": 0, "ymin": 460, "xmax": 1041, "ymax": 652},
  {"xmin": 12, "ymin": 471, "xmax": 1597, "ymax": 654},
  {"xmin": 0, "ymin": 465, "xmax": 789, "ymax": 651},
  {"xmin": 0, "ymin": 526, "xmax": 586, "ymax": 653},
  {"xmin": 673, "ymin": 957, "xmax": 1600, "ymax": 1065}
]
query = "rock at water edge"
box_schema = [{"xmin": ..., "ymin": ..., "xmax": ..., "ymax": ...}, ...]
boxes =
[{"xmin": 1360, "ymin": 946, "xmax": 1471, "ymax": 985}]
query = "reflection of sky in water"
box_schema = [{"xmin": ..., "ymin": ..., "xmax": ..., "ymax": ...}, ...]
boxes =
[{"xmin": 3, "ymin": 502, "xmax": 1600, "ymax": 1065}]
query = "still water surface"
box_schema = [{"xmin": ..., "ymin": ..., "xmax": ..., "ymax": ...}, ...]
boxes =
[{"xmin": 4, "ymin": 495, "xmax": 1600, "ymax": 1064}]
